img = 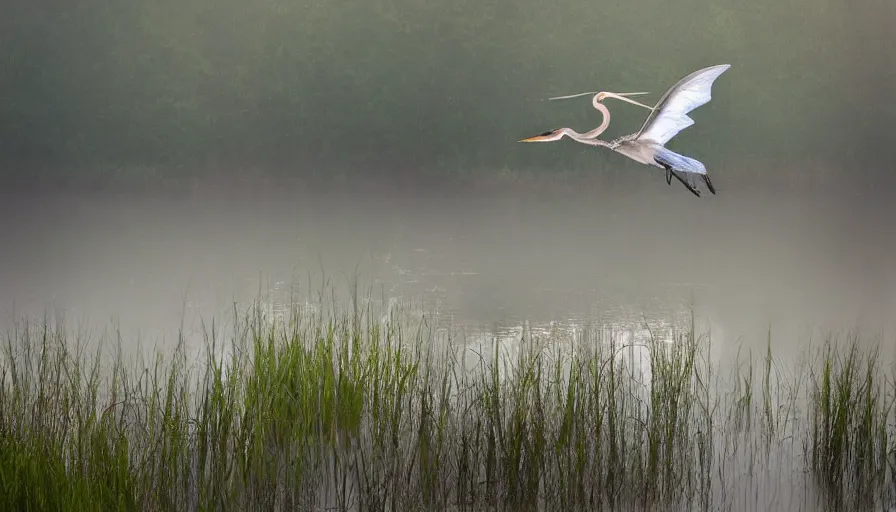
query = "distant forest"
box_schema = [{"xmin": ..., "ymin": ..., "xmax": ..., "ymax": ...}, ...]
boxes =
[{"xmin": 1, "ymin": 0, "xmax": 893, "ymax": 187}]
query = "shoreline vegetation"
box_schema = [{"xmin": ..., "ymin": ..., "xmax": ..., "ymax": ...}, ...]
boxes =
[{"xmin": 1, "ymin": 295, "xmax": 894, "ymax": 511}]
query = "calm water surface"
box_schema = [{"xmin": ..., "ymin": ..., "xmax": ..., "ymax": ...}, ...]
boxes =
[{"xmin": 2, "ymin": 185, "xmax": 893, "ymax": 365}]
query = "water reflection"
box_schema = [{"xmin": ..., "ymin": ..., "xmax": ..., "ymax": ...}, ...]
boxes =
[{"xmin": 1, "ymin": 189, "xmax": 892, "ymax": 374}]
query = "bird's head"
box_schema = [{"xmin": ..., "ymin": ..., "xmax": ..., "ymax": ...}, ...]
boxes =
[{"xmin": 518, "ymin": 128, "xmax": 566, "ymax": 143}]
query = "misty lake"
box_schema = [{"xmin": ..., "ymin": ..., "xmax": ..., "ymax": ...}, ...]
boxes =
[
  {"xmin": 3, "ymin": 0, "xmax": 895, "ymax": 505},
  {"xmin": 3, "ymin": 183, "xmax": 896, "ymax": 511},
  {"xmin": 3, "ymin": 186, "xmax": 893, "ymax": 362}
]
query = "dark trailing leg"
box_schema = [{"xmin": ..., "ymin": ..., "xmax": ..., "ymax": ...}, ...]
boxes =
[
  {"xmin": 671, "ymin": 170, "xmax": 701, "ymax": 197},
  {"xmin": 702, "ymin": 174, "xmax": 716, "ymax": 194},
  {"xmin": 666, "ymin": 167, "xmax": 672, "ymax": 185},
  {"xmin": 659, "ymin": 163, "xmax": 701, "ymax": 197}
]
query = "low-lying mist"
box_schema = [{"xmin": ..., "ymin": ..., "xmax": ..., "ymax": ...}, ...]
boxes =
[{"xmin": 2, "ymin": 170, "xmax": 893, "ymax": 361}]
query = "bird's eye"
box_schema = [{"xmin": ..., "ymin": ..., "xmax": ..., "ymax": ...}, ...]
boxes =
[{"xmin": 540, "ymin": 130, "xmax": 554, "ymax": 136}]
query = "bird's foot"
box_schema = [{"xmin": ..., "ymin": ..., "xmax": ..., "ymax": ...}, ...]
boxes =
[{"xmin": 702, "ymin": 174, "xmax": 716, "ymax": 195}]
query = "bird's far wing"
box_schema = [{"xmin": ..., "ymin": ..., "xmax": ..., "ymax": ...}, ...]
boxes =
[{"xmin": 635, "ymin": 64, "xmax": 731, "ymax": 146}]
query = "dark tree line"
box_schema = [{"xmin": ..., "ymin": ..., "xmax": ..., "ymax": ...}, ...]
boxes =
[{"xmin": 0, "ymin": 0, "xmax": 892, "ymax": 185}]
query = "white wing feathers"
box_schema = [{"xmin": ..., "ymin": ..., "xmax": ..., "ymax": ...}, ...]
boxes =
[
  {"xmin": 652, "ymin": 145, "xmax": 707, "ymax": 175},
  {"xmin": 636, "ymin": 64, "xmax": 730, "ymax": 146}
]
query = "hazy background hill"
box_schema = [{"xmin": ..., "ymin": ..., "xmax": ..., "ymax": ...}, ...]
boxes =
[{"xmin": 2, "ymin": 0, "xmax": 893, "ymax": 192}]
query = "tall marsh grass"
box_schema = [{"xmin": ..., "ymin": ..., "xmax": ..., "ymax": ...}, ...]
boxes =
[{"xmin": 1, "ymin": 300, "xmax": 894, "ymax": 511}]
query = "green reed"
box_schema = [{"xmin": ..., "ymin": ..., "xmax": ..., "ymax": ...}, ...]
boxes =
[{"xmin": 1, "ymin": 298, "xmax": 894, "ymax": 511}]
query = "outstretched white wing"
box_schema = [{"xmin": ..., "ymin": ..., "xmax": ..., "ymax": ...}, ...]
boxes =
[{"xmin": 635, "ymin": 64, "xmax": 731, "ymax": 145}]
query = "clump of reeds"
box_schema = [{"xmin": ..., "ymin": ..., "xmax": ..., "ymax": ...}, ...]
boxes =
[
  {"xmin": 808, "ymin": 331, "xmax": 894, "ymax": 511},
  {"xmin": 1, "ymin": 295, "xmax": 894, "ymax": 512}
]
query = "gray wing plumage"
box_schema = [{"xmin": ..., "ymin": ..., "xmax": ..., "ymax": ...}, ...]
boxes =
[{"xmin": 635, "ymin": 64, "xmax": 731, "ymax": 145}]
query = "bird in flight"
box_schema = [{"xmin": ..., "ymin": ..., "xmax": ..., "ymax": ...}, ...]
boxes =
[{"xmin": 519, "ymin": 64, "xmax": 731, "ymax": 197}]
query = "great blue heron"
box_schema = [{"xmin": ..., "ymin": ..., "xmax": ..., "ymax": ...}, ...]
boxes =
[{"xmin": 519, "ymin": 64, "xmax": 731, "ymax": 198}]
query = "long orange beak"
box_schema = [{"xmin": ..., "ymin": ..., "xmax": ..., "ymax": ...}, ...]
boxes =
[{"xmin": 518, "ymin": 134, "xmax": 550, "ymax": 143}]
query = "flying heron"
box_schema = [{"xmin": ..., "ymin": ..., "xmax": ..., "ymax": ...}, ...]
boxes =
[{"xmin": 519, "ymin": 64, "xmax": 731, "ymax": 198}]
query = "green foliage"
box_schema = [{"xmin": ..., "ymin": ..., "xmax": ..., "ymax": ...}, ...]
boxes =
[{"xmin": 1, "ymin": 295, "xmax": 895, "ymax": 510}]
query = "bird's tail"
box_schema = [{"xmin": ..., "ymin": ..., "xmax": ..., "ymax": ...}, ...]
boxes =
[
  {"xmin": 652, "ymin": 145, "xmax": 716, "ymax": 196},
  {"xmin": 652, "ymin": 146, "xmax": 707, "ymax": 175}
]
